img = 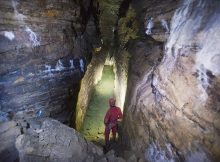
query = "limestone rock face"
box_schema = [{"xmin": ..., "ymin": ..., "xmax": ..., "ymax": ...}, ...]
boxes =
[
  {"xmin": 132, "ymin": 0, "xmax": 178, "ymax": 42},
  {"xmin": 114, "ymin": 0, "xmax": 178, "ymax": 110},
  {"xmin": 16, "ymin": 118, "xmax": 104, "ymax": 162},
  {"xmin": 122, "ymin": 0, "xmax": 220, "ymax": 161},
  {"xmin": 0, "ymin": 0, "xmax": 100, "ymax": 122},
  {"xmin": 0, "ymin": 118, "xmax": 127, "ymax": 162},
  {"xmin": 121, "ymin": 37, "xmax": 163, "ymax": 159},
  {"xmin": 121, "ymin": 0, "xmax": 178, "ymax": 43}
]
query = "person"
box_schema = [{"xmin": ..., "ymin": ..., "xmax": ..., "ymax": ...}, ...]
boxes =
[{"xmin": 104, "ymin": 98, "xmax": 123, "ymax": 148}]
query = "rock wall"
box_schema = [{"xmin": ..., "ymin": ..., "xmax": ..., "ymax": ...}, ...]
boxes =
[
  {"xmin": 132, "ymin": 0, "xmax": 178, "ymax": 42},
  {"xmin": 122, "ymin": 0, "xmax": 220, "ymax": 161},
  {"xmin": 122, "ymin": 37, "xmax": 163, "ymax": 160},
  {"xmin": 113, "ymin": 49, "xmax": 129, "ymax": 110},
  {"xmin": 0, "ymin": 0, "xmax": 101, "ymax": 123},
  {"xmin": 113, "ymin": 0, "xmax": 178, "ymax": 110}
]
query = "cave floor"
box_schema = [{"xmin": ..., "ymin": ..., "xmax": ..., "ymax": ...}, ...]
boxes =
[{"xmin": 80, "ymin": 65, "xmax": 115, "ymax": 146}]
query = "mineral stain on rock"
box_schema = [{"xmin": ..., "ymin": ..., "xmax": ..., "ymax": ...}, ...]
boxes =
[
  {"xmin": 43, "ymin": 9, "xmax": 59, "ymax": 18},
  {"xmin": 4, "ymin": 31, "xmax": 15, "ymax": 41},
  {"xmin": 13, "ymin": 76, "xmax": 25, "ymax": 84},
  {"xmin": 25, "ymin": 27, "xmax": 40, "ymax": 47}
]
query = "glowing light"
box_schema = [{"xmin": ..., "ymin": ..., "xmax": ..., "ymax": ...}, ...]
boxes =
[
  {"xmin": 119, "ymin": 80, "xmax": 127, "ymax": 110},
  {"xmin": 114, "ymin": 72, "xmax": 128, "ymax": 110},
  {"xmin": 96, "ymin": 80, "xmax": 114, "ymax": 96},
  {"xmin": 112, "ymin": 53, "xmax": 129, "ymax": 111},
  {"xmin": 95, "ymin": 47, "xmax": 102, "ymax": 52}
]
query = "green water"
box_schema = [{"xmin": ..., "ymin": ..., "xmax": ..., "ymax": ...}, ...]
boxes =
[{"xmin": 80, "ymin": 66, "xmax": 115, "ymax": 145}]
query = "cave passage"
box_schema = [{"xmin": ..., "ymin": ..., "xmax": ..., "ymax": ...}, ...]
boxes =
[{"xmin": 80, "ymin": 65, "xmax": 115, "ymax": 145}]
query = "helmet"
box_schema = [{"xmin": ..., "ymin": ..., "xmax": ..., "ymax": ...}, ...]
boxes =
[{"xmin": 109, "ymin": 98, "xmax": 116, "ymax": 107}]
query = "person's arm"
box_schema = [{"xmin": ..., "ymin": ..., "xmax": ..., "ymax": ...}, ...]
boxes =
[
  {"xmin": 104, "ymin": 110, "xmax": 110, "ymax": 125},
  {"xmin": 117, "ymin": 108, "xmax": 123, "ymax": 119}
]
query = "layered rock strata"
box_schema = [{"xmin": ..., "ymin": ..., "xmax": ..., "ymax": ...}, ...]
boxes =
[{"xmin": 0, "ymin": 0, "xmax": 101, "ymax": 123}]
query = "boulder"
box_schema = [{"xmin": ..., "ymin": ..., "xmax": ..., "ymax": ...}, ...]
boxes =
[
  {"xmin": 0, "ymin": 121, "xmax": 21, "ymax": 162},
  {"xmin": 16, "ymin": 118, "xmax": 103, "ymax": 162}
]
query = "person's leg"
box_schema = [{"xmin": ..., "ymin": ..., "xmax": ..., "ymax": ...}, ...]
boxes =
[
  {"xmin": 104, "ymin": 126, "xmax": 110, "ymax": 147},
  {"xmin": 112, "ymin": 126, "xmax": 117, "ymax": 142}
]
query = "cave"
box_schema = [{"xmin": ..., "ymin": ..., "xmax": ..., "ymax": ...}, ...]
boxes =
[{"xmin": 0, "ymin": 0, "xmax": 220, "ymax": 162}]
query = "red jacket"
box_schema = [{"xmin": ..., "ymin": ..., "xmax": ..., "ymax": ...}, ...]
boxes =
[{"xmin": 104, "ymin": 107, "xmax": 123, "ymax": 126}]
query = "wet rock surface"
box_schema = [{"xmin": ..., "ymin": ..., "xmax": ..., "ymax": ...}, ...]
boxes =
[{"xmin": 0, "ymin": 0, "xmax": 101, "ymax": 123}]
